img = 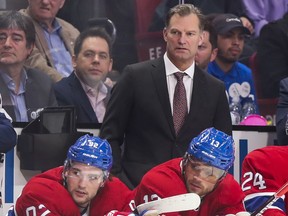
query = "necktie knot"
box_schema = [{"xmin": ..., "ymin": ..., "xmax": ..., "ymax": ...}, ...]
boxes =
[{"xmin": 174, "ymin": 72, "xmax": 185, "ymax": 82}]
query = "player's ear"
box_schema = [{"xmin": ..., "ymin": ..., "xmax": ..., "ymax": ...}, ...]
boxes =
[
  {"xmin": 63, "ymin": 170, "xmax": 69, "ymax": 179},
  {"xmin": 100, "ymin": 181, "xmax": 105, "ymax": 188}
]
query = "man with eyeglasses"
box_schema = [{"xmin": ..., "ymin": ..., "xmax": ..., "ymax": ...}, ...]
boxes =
[
  {"xmin": 0, "ymin": 11, "xmax": 57, "ymax": 122},
  {"xmin": 7, "ymin": 134, "xmax": 137, "ymax": 216},
  {"xmin": 53, "ymin": 27, "xmax": 113, "ymax": 124},
  {"xmin": 133, "ymin": 127, "xmax": 249, "ymax": 215}
]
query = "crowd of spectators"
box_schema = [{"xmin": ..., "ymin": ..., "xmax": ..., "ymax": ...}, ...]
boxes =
[
  {"xmin": 1, "ymin": 0, "xmax": 286, "ymax": 126},
  {"xmin": 0, "ymin": 1, "xmax": 287, "ymax": 141}
]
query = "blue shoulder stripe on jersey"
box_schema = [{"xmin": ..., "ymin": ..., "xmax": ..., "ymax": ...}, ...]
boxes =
[
  {"xmin": 244, "ymin": 196, "xmax": 286, "ymax": 213},
  {"xmin": 5, "ymin": 149, "xmax": 14, "ymax": 202}
]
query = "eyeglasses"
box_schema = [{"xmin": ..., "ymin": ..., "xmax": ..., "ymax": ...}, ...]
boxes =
[
  {"xmin": 187, "ymin": 156, "xmax": 225, "ymax": 182},
  {"xmin": 66, "ymin": 168, "xmax": 104, "ymax": 184}
]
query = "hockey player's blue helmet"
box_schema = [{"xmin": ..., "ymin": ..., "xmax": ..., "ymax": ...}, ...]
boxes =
[
  {"xmin": 67, "ymin": 134, "xmax": 113, "ymax": 171},
  {"xmin": 187, "ymin": 127, "xmax": 235, "ymax": 171}
]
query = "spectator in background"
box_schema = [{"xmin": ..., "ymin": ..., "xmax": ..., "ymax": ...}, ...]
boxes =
[
  {"xmin": 195, "ymin": 16, "xmax": 218, "ymax": 71},
  {"xmin": 241, "ymin": 0, "xmax": 288, "ymax": 38},
  {"xmin": 20, "ymin": 0, "xmax": 79, "ymax": 82},
  {"xmin": 207, "ymin": 14, "xmax": 259, "ymax": 122},
  {"xmin": 149, "ymin": 0, "xmax": 254, "ymax": 33},
  {"xmin": 257, "ymin": 12, "xmax": 288, "ymax": 99},
  {"xmin": 53, "ymin": 27, "xmax": 113, "ymax": 123},
  {"xmin": 100, "ymin": 4, "xmax": 232, "ymax": 189},
  {"xmin": 0, "ymin": 11, "xmax": 57, "ymax": 122},
  {"xmin": 276, "ymin": 77, "xmax": 288, "ymax": 145},
  {"xmin": 7, "ymin": 134, "xmax": 136, "ymax": 216},
  {"xmin": 149, "ymin": 0, "xmax": 255, "ymax": 66},
  {"xmin": 0, "ymin": 94, "xmax": 17, "ymax": 153},
  {"xmin": 241, "ymin": 146, "xmax": 288, "ymax": 214},
  {"xmin": 57, "ymin": 0, "xmax": 138, "ymax": 74}
]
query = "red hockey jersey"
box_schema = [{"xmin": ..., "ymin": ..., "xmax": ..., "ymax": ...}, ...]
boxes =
[
  {"xmin": 134, "ymin": 158, "xmax": 245, "ymax": 216},
  {"xmin": 241, "ymin": 146, "xmax": 288, "ymax": 216},
  {"xmin": 14, "ymin": 166, "xmax": 135, "ymax": 216}
]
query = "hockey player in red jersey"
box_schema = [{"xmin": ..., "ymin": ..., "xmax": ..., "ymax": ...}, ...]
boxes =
[
  {"xmin": 7, "ymin": 134, "xmax": 135, "ymax": 216},
  {"xmin": 241, "ymin": 146, "xmax": 288, "ymax": 215},
  {"xmin": 134, "ymin": 127, "xmax": 248, "ymax": 215}
]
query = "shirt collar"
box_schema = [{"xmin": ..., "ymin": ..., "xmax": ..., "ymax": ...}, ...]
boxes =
[
  {"xmin": 40, "ymin": 18, "xmax": 62, "ymax": 33},
  {"xmin": 0, "ymin": 68, "xmax": 28, "ymax": 90},
  {"xmin": 163, "ymin": 52, "xmax": 195, "ymax": 78}
]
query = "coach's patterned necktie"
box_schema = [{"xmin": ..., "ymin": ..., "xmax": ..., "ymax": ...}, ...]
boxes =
[{"xmin": 173, "ymin": 72, "xmax": 188, "ymax": 135}]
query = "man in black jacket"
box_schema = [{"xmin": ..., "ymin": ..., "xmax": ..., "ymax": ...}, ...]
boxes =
[
  {"xmin": 257, "ymin": 12, "xmax": 288, "ymax": 98},
  {"xmin": 100, "ymin": 4, "xmax": 232, "ymax": 189}
]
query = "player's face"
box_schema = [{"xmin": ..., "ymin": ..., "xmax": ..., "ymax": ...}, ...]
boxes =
[
  {"xmin": 195, "ymin": 31, "xmax": 218, "ymax": 70},
  {"xmin": 184, "ymin": 156, "xmax": 225, "ymax": 197},
  {"xmin": 73, "ymin": 36, "xmax": 112, "ymax": 88},
  {"xmin": 0, "ymin": 29, "xmax": 33, "ymax": 66},
  {"xmin": 65, "ymin": 162, "xmax": 104, "ymax": 208},
  {"xmin": 28, "ymin": 0, "xmax": 65, "ymax": 26},
  {"xmin": 163, "ymin": 13, "xmax": 202, "ymax": 71},
  {"xmin": 216, "ymin": 28, "xmax": 245, "ymax": 64}
]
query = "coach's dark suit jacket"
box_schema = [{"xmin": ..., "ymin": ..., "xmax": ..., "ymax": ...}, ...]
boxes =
[
  {"xmin": 277, "ymin": 77, "xmax": 288, "ymax": 145},
  {"xmin": 0, "ymin": 68, "xmax": 57, "ymax": 122},
  {"xmin": 100, "ymin": 58, "xmax": 232, "ymax": 188},
  {"xmin": 53, "ymin": 72, "xmax": 110, "ymax": 123}
]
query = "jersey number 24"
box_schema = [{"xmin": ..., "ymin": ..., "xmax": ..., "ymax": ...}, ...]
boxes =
[{"xmin": 242, "ymin": 171, "xmax": 267, "ymax": 191}]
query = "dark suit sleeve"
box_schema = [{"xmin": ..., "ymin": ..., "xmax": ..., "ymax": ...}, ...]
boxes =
[
  {"xmin": 276, "ymin": 78, "xmax": 288, "ymax": 145},
  {"xmin": 257, "ymin": 20, "xmax": 288, "ymax": 98},
  {"xmin": 100, "ymin": 66, "xmax": 135, "ymax": 187},
  {"xmin": 0, "ymin": 112, "xmax": 17, "ymax": 153}
]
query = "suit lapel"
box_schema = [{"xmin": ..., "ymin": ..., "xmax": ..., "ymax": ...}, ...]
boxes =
[
  {"xmin": 179, "ymin": 67, "xmax": 207, "ymax": 134},
  {"xmin": 150, "ymin": 59, "xmax": 175, "ymax": 135},
  {"xmin": 147, "ymin": 60, "xmax": 208, "ymax": 136},
  {"xmin": 190, "ymin": 67, "xmax": 207, "ymax": 111},
  {"xmin": 103, "ymin": 85, "xmax": 111, "ymax": 107},
  {"xmin": 25, "ymin": 74, "xmax": 36, "ymax": 109},
  {"xmin": 57, "ymin": 18, "xmax": 74, "ymax": 55},
  {"xmin": 33, "ymin": 20, "xmax": 55, "ymax": 68}
]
